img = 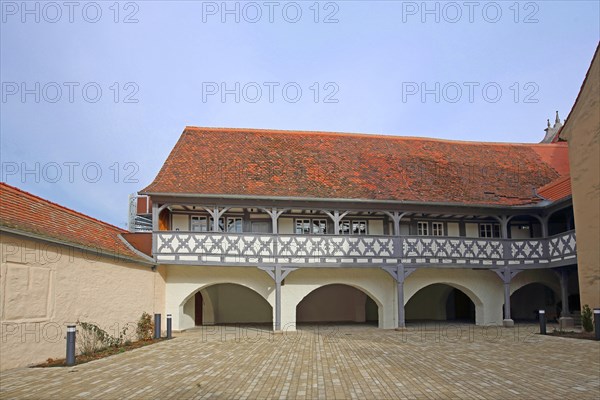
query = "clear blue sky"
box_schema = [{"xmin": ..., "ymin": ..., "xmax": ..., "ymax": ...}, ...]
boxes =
[{"xmin": 1, "ymin": 1, "xmax": 599, "ymax": 227}]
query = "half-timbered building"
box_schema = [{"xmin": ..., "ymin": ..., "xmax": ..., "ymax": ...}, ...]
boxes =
[{"xmin": 131, "ymin": 127, "xmax": 578, "ymax": 332}]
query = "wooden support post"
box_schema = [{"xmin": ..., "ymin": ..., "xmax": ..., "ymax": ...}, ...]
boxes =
[
  {"xmin": 323, "ymin": 210, "xmax": 349, "ymax": 234},
  {"xmin": 494, "ymin": 267, "xmax": 521, "ymax": 327}
]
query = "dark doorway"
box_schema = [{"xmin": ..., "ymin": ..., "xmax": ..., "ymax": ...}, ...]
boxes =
[
  {"xmin": 296, "ymin": 284, "xmax": 379, "ymax": 325},
  {"xmin": 406, "ymin": 284, "xmax": 476, "ymax": 323},
  {"xmin": 510, "ymin": 283, "xmax": 558, "ymax": 321},
  {"xmin": 446, "ymin": 288, "xmax": 475, "ymax": 322},
  {"xmin": 195, "ymin": 291, "xmax": 203, "ymax": 326}
]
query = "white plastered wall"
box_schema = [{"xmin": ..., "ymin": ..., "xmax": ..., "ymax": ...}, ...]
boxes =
[
  {"xmin": 172, "ymin": 214, "xmax": 189, "ymax": 231},
  {"xmin": 166, "ymin": 265, "xmax": 560, "ymax": 332},
  {"xmin": 165, "ymin": 265, "xmax": 275, "ymax": 331},
  {"xmin": 465, "ymin": 223, "xmax": 479, "ymax": 238},
  {"xmin": 404, "ymin": 268, "xmax": 504, "ymax": 325},
  {"xmin": 399, "ymin": 222, "xmax": 410, "ymax": 235},
  {"xmin": 447, "ymin": 222, "xmax": 459, "ymax": 237},
  {"xmin": 280, "ymin": 268, "xmax": 396, "ymax": 331},
  {"xmin": 368, "ymin": 220, "xmax": 384, "ymax": 235},
  {"xmin": 278, "ymin": 218, "xmax": 294, "ymax": 234},
  {"xmin": 0, "ymin": 234, "xmax": 164, "ymax": 371},
  {"xmin": 510, "ymin": 225, "xmax": 532, "ymax": 239}
]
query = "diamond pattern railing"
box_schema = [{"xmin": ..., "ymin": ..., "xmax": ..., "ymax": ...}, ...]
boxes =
[
  {"xmin": 548, "ymin": 231, "xmax": 577, "ymax": 259},
  {"xmin": 510, "ymin": 240, "xmax": 545, "ymax": 259},
  {"xmin": 403, "ymin": 238, "xmax": 503, "ymax": 259},
  {"xmin": 154, "ymin": 230, "xmax": 576, "ymax": 267}
]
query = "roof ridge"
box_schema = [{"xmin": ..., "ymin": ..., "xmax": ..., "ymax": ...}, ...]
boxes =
[
  {"xmin": 183, "ymin": 126, "xmax": 569, "ymax": 147},
  {"xmin": 0, "ymin": 182, "xmax": 127, "ymax": 233}
]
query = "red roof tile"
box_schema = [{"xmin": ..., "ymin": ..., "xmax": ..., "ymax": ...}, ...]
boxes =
[
  {"xmin": 536, "ymin": 175, "xmax": 572, "ymax": 201},
  {"xmin": 142, "ymin": 127, "xmax": 571, "ymax": 207},
  {"xmin": 0, "ymin": 182, "xmax": 148, "ymax": 262}
]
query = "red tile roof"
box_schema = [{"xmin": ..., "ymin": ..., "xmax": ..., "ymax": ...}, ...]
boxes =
[
  {"xmin": 142, "ymin": 127, "xmax": 571, "ymax": 207},
  {"xmin": 536, "ymin": 175, "xmax": 572, "ymax": 202},
  {"xmin": 0, "ymin": 182, "xmax": 149, "ymax": 263}
]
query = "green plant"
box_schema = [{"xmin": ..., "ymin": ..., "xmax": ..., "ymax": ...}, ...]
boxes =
[
  {"xmin": 581, "ymin": 305, "xmax": 593, "ymax": 332},
  {"xmin": 136, "ymin": 312, "xmax": 154, "ymax": 340},
  {"xmin": 77, "ymin": 321, "xmax": 113, "ymax": 355},
  {"xmin": 76, "ymin": 321, "xmax": 129, "ymax": 355}
]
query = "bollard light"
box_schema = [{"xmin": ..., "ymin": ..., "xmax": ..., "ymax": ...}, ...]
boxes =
[
  {"xmin": 539, "ymin": 309, "xmax": 546, "ymax": 335},
  {"xmin": 66, "ymin": 325, "xmax": 76, "ymax": 366},
  {"xmin": 167, "ymin": 314, "xmax": 172, "ymax": 339},
  {"xmin": 594, "ymin": 309, "xmax": 600, "ymax": 341},
  {"xmin": 154, "ymin": 313, "xmax": 161, "ymax": 339}
]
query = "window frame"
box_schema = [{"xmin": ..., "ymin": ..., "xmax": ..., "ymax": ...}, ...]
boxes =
[
  {"xmin": 431, "ymin": 222, "xmax": 444, "ymax": 236},
  {"xmin": 226, "ymin": 217, "xmax": 243, "ymax": 233},
  {"xmin": 417, "ymin": 221, "xmax": 429, "ymax": 236},
  {"xmin": 295, "ymin": 218, "xmax": 328, "ymax": 235},
  {"xmin": 338, "ymin": 219, "xmax": 368, "ymax": 235},
  {"xmin": 191, "ymin": 215, "xmax": 209, "ymax": 232},
  {"xmin": 479, "ymin": 223, "xmax": 501, "ymax": 238}
]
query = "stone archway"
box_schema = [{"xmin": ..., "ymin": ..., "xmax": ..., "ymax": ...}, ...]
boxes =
[
  {"xmin": 404, "ymin": 269, "xmax": 500, "ymax": 325},
  {"xmin": 180, "ymin": 283, "xmax": 273, "ymax": 329},
  {"xmin": 166, "ymin": 266, "xmax": 275, "ymax": 331},
  {"xmin": 510, "ymin": 282, "xmax": 560, "ymax": 321},
  {"xmin": 281, "ymin": 268, "xmax": 395, "ymax": 330},
  {"xmin": 405, "ymin": 283, "xmax": 477, "ymax": 323},
  {"xmin": 296, "ymin": 284, "xmax": 380, "ymax": 325}
]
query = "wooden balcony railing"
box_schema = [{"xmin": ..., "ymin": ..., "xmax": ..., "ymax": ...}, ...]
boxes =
[{"xmin": 153, "ymin": 230, "xmax": 576, "ymax": 269}]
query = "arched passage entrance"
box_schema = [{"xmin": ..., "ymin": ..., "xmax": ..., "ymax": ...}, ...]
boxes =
[
  {"xmin": 296, "ymin": 284, "xmax": 379, "ymax": 325},
  {"xmin": 182, "ymin": 283, "xmax": 273, "ymax": 327},
  {"xmin": 510, "ymin": 283, "xmax": 559, "ymax": 322},
  {"xmin": 406, "ymin": 284, "xmax": 476, "ymax": 323}
]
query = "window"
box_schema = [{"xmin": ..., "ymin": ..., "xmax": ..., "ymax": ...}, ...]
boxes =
[
  {"xmin": 339, "ymin": 220, "xmax": 351, "ymax": 235},
  {"xmin": 352, "ymin": 220, "xmax": 367, "ymax": 235},
  {"xmin": 191, "ymin": 216, "xmax": 209, "ymax": 232},
  {"xmin": 417, "ymin": 221, "xmax": 429, "ymax": 236},
  {"xmin": 227, "ymin": 217, "xmax": 243, "ymax": 233},
  {"xmin": 312, "ymin": 219, "xmax": 327, "ymax": 234},
  {"xmin": 339, "ymin": 219, "xmax": 367, "ymax": 235},
  {"xmin": 295, "ymin": 219, "xmax": 327, "ymax": 235},
  {"xmin": 432, "ymin": 222, "xmax": 444, "ymax": 236},
  {"xmin": 479, "ymin": 223, "xmax": 500, "ymax": 238},
  {"xmin": 295, "ymin": 219, "xmax": 311, "ymax": 234}
]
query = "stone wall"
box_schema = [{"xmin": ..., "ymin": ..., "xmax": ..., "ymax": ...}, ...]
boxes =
[{"xmin": 0, "ymin": 233, "xmax": 165, "ymax": 371}]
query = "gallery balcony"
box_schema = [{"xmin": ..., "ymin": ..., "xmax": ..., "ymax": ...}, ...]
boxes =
[{"xmin": 152, "ymin": 229, "xmax": 576, "ymax": 269}]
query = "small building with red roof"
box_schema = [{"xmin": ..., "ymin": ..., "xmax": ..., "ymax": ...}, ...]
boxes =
[{"xmin": 0, "ymin": 183, "xmax": 164, "ymax": 371}]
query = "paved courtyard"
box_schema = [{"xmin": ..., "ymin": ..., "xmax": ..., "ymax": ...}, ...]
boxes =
[{"xmin": 1, "ymin": 323, "xmax": 599, "ymax": 399}]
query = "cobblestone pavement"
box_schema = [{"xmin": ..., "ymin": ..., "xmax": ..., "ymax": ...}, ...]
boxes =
[{"xmin": 1, "ymin": 323, "xmax": 599, "ymax": 399}]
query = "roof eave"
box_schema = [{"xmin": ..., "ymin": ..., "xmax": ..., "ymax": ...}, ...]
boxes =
[
  {"xmin": 139, "ymin": 191, "xmax": 556, "ymax": 210},
  {"xmin": 0, "ymin": 226, "xmax": 155, "ymax": 266}
]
